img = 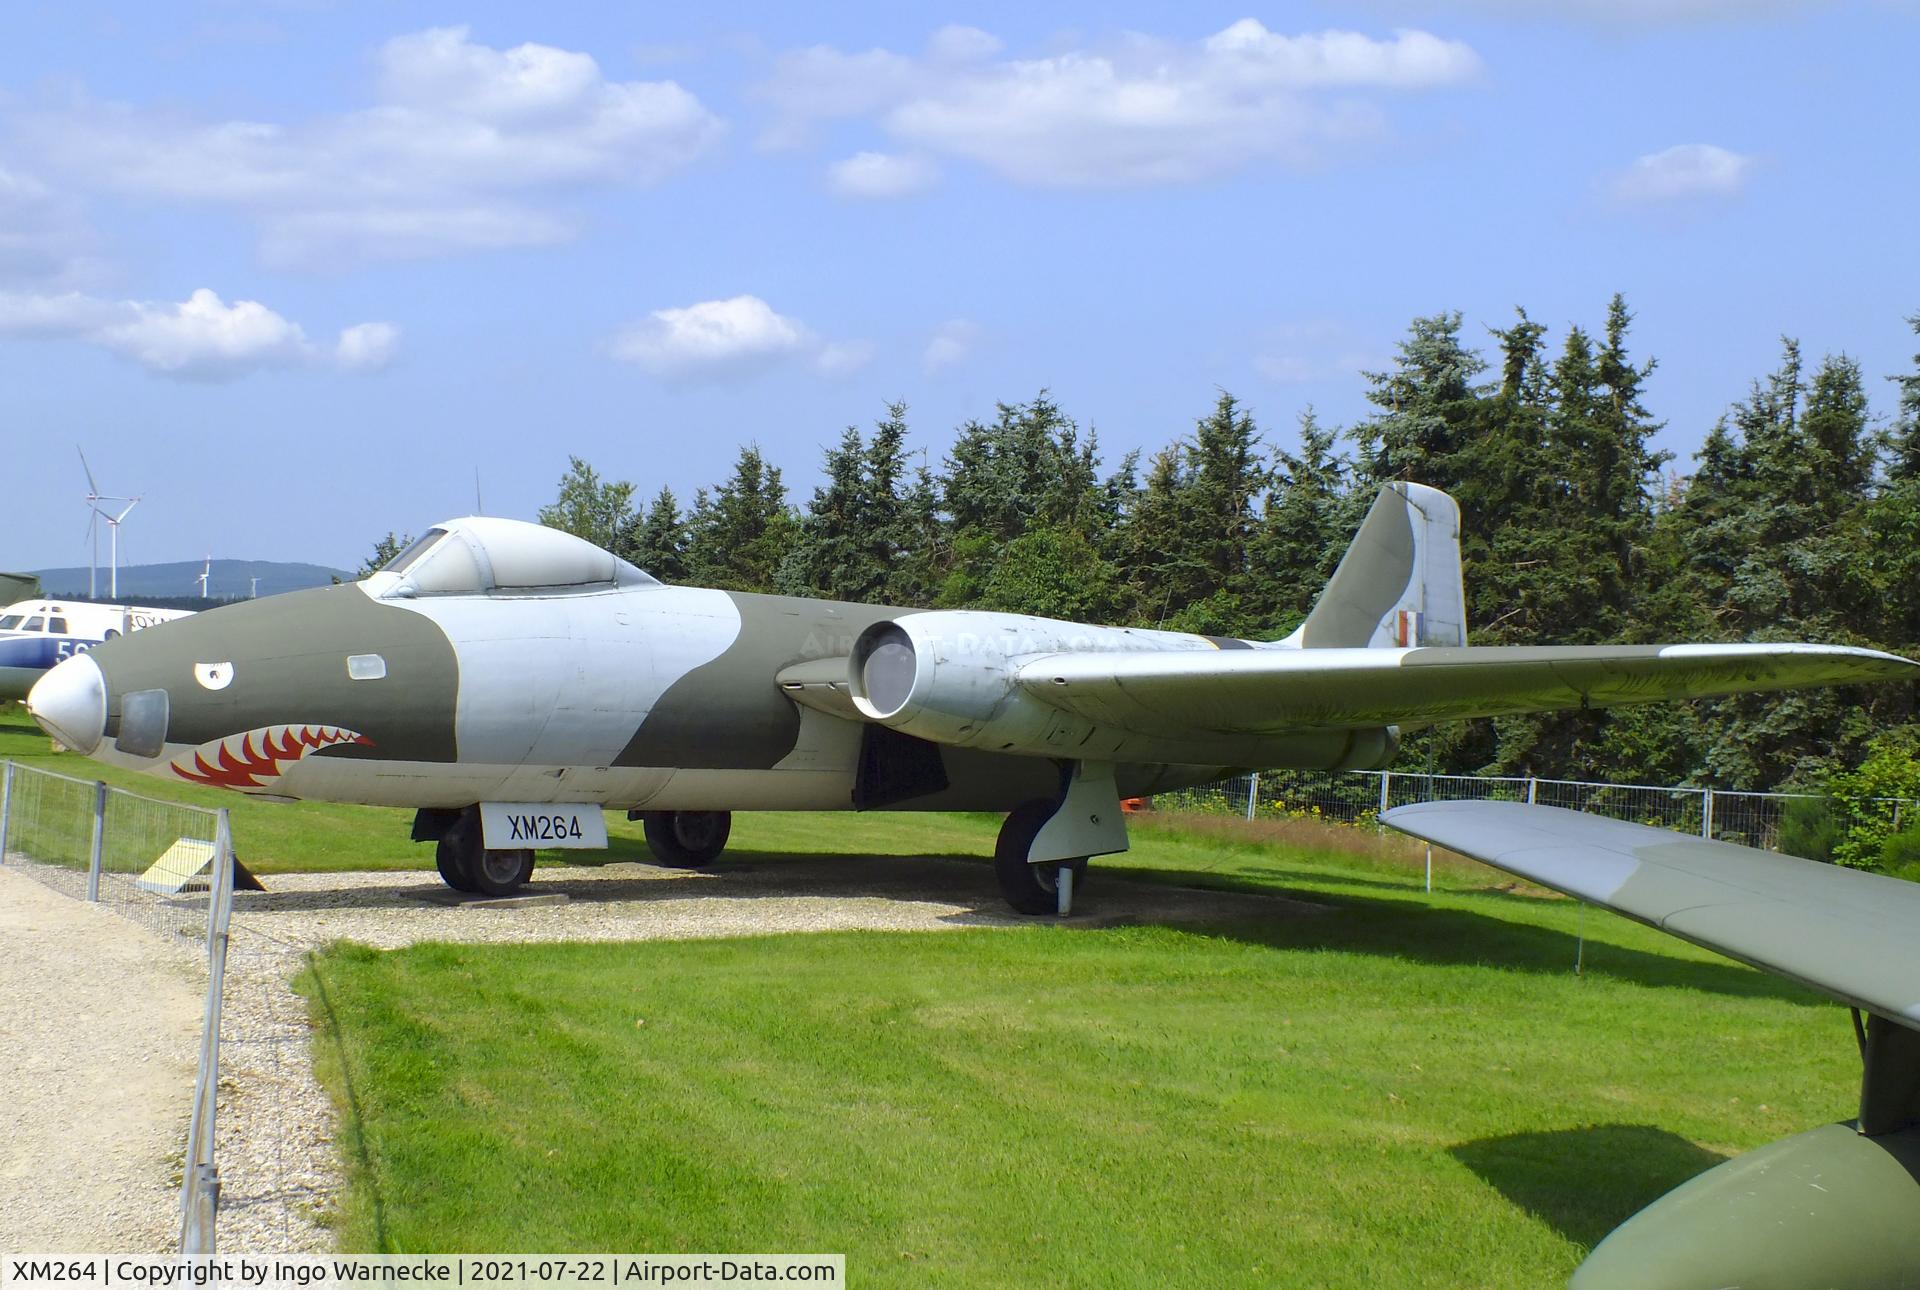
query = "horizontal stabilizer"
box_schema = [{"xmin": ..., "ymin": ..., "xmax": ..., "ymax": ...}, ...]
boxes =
[
  {"xmin": 1018, "ymin": 642, "xmax": 1917, "ymax": 739},
  {"xmin": 1382, "ymin": 800, "xmax": 1920, "ymax": 1029}
]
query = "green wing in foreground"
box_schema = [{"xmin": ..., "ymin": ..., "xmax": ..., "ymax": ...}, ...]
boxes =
[
  {"xmin": 1382, "ymin": 800, "xmax": 1920, "ymax": 1290},
  {"xmin": 1380, "ymin": 800, "xmax": 1920, "ymax": 1025}
]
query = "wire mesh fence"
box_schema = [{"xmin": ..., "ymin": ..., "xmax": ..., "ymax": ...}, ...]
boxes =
[
  {"xmin": 1159, "ymin": 767, "xmax": 1920, "ymax": 859},
  {"xmin": 1, "ymin": 760, "xmax": 224, "ymax": 944},
  {"xmin": 0, "ymin": 758, "xmax": 236, "ymax": 1254}
]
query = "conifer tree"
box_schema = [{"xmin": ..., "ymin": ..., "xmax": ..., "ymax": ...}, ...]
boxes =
[
  {"xmin": 1351, "ymin": 312, "xmax": 1488, "ymax": 494},
  {"xmin": 1252, "ymin": 407, "xmax": 1349, "ymax": 632},
  {"xmin": 619, "ymin": 487, "xmax": 690, "ymax": 582},
  {"xmin": 686, "ymin": 445, "xmax": 795, "ymax": 593},
  {"xmin": 537, "ymin": 457, "xmax": 636, "ymax": 551}
]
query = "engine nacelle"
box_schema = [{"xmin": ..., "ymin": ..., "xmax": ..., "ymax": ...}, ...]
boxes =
[
  {"xmin": 846, "ymin": 610, "xmax": 1401, "ymax": 769},
  {"xmin": 849, "ymin": 611, "xmax": 1149, "ymax": 753}
]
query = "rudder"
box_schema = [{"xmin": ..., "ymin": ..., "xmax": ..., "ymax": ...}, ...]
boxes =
[{"xmin": 1277, "ymin": 482, "xmax": 1465, "ymax": 649}]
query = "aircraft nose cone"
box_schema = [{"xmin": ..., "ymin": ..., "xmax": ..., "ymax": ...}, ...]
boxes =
[{"xmin": 27, "ymin": 654, "xmax": 107, "ymax": 755}]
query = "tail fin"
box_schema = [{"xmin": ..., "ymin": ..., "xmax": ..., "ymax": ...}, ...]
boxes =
[{"xmin": 1277, "ymin": 482, "xmax": 1466, "ymax": 649}]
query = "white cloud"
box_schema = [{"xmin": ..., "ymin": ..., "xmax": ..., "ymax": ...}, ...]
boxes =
[
  {"xmin": 1200, "ymin": 20, "xmax": 1482, "ymax": 87},
  {"xmin": 926, "ymin": 25, "xmax": 1004, "ymax": 63},
  {"xmin": 19, "ymin": 26, "xmax": 725, "ymax": 266},
  {"xmin": 0, "ymin": 287, "xmax": 398, "ymax": 379},
  {"xmin": 1445, "ymin": 0, "xmax": 1814, "ymax": 24},
  {"xmin": 814, "ymin": 339, "xmax": 876, "ymax": 378},
  {"xmin": 608, "ymin": 295, "xmax": 807, "ymax": 380},
  {"xmin": 1608, "ymin": 143, "xmax": 1754, "ymax": 205},
  {"xmin": 606, "ymin": 294, "xmax": 872, "ymax": 383},
  {"xmin": 0, "ymin": 165, "xmax": 101, "ymax": 286},
  {"xmin": 756, "ymin": 20, "xmax": 1481, "ymax": 187},
  {"xmin": 827, "ymin": 151, "xmax": 939, "ymax": 199},
  {"xmin": 336, "ymin": 321, "xmax": 402, "ymax": 372},
  {"xmin": 923, "ymin": 318, "xmax": 980, "ymax": 373},
  {"xmin": 257, "ymin": 206, "xmax": 578, "ymax": 268},
  {"xmin": 1253, "ymin": 321, "xmax": 1385, "ymax": 385}
]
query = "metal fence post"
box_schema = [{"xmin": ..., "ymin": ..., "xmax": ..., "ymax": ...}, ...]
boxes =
[
  {"xmin": 1379, "ymin": 771, "xmax": 1391, "ymax": 819},
  {"xmin": 1526, "ymin": 776, "xmax": 1538, "ymax": 806},
  {"xmin": 0, "ymin": 761, "xmax": 13, "ymax": 863},
  {"xmin": 179, "ymin": 808, "xmax": 235, "ymax": 1256},
  {"xmin": 87, "ymin": 780, "xmax": 106, "ymax": 901},
  {"xmin": 1246, "ymin": 773, "xmax": 1259, "ymax": 822},
  {"xmin": 1701, "ymin": 787, "xmax": 1715, "ymax": 841}
]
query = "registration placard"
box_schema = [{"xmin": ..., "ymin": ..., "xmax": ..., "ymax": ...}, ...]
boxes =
[{"xmin": 479, "ymin": 803, "xmax": 610, "ymax": 850}]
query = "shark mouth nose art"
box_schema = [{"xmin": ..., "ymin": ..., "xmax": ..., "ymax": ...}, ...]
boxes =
[{"xmin": 171, "ymin": 724, "xmax": 373, "ymax": 789}]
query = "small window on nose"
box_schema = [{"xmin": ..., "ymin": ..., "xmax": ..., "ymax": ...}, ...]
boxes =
[
  {"xmin": 116, "ymin": 688, "xmax": 170, "ymax": 759},
  {"xmin": 347, "ymin": 653, "xmax": 387, "ymax": 681}
]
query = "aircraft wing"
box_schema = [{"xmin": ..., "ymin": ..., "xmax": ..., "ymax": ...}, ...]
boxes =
[
  {"xmin": 1017, "ymin": 643, "xmax": 1917, "ymax": 737},
  {"xmin": 1381, "ymin": 799, "xmax": 1920, "ymax": 1027}
]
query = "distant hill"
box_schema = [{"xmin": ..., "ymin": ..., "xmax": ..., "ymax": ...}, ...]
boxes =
[{"xmin": 30, "ymin": 558, "xmax": 351, "ymax": 601}]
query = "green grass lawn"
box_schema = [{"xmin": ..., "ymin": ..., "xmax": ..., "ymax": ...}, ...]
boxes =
[
  {"xmin": 295, "ymin": 810, "xmax": 1855, "ymax": 1287},
  {"xmin": 6, "ymin": 703, "xmax": 1863, "ymax": 1282}
]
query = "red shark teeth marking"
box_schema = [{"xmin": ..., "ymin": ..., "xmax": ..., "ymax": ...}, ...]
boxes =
[{"xmin": 171, "ymin": 724, "xmax": 373, "ymax": 790}]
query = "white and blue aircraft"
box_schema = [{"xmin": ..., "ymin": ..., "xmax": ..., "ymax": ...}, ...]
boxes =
[{"xmin": 0, "ymin": 599, "xmax": 191, "ymax": 701}]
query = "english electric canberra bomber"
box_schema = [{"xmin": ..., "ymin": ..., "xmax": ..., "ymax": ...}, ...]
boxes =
[{"xmin": 24, "ymin": 483, "xmax": 1919, "ymax": 912}]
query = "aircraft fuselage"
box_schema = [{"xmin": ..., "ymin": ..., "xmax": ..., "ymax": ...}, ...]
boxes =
[{"xmin": 47, "ymin": 580, "xmax": 1224, "ymax": 812}]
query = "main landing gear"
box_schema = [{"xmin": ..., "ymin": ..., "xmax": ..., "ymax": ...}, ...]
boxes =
[
  {"xmin": 634, "ymin": 810, "xmax": 733, "ymax": 868},
  {"xmin": 993, "ymin": 761, "xmax": 1130, "ymax": 917},
  {"xmin": 434, "ymin": 807, "xmax": 534, "ymax": 897}
]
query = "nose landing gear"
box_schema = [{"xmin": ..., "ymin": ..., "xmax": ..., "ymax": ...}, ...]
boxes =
[{"xmin": 432, "ymin": 807, "xmax": 534, "ymax": 897}]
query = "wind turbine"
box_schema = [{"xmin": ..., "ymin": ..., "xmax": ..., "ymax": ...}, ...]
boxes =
[{"xmin": 78, "ymin": 449, "xmax": 140, "ymax": 601}]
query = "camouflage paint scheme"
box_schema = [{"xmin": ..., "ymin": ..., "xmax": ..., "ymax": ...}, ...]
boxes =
[
  {"xmin": 28, "ymin": 486, "xmax": 1920, "ymax": 1283},
  {"xmin": 1384, "ymin": 801, "xmax": 1920, "ymax": 1289},
  {"xmin": 28, "ymin": 483, "xmax": 1919, "ymax": 824}
]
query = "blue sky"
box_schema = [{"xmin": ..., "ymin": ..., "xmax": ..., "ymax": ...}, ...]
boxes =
[{"xmin": 1, "ymin": 0, "xmax": 1915, "ymax": 575}]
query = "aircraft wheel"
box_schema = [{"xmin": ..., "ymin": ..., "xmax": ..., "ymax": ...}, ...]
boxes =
[
  {"xmin": 435, "ymin": 811, "xmax": 480, "ymax": 892},
  {"xmin": 470, "ymin": 847, "xmax": 534, "ymax": 897},
  {"xmin": 643, "ymin": 810, "xmax": 732, "ymax": 868},
  {"xmin": 994, "ymin": 801, "xmax": 1088, "ymax": 916}
]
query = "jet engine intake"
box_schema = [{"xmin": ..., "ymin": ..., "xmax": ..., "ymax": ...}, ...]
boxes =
[
  {"xmin": 846, "ymin": 611, "xmax": 1402, "ymax": 769},
  {"xmin": 848, "ymin": 612, "xmax": 1104, "ymax": 749}
]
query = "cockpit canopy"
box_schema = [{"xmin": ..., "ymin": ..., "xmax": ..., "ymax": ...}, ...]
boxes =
[{"xmin": 366, "ymin": 517, "xmax": 657, "ymax": 598}]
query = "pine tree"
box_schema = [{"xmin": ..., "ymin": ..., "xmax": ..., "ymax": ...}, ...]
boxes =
[
  {"xmin": 1351, "ymin": 311, "xmax": 1488, "ymax": 493},
  {"xmin": 1888, "ymin": 314, "xmax": 1920, "ymax": 481},
  {"xmin": 1250, "ymin": 407, "xmax": 1349, "ymax": 633},
  {"xmin": 686, "ymin": 445, "xmax": 796, "ymax": 593},
  {"xmin": 1670, "ymin": 342, "xmax": 1882, "ymax": 786},
  {"xmin": 358, "ymin": 531, "xmax": 414, "ymax": 578},
  {"xmin": 618, "ymin": 488, "xmax": 690, "ymax": 582},
  {"xmin": 777, "ymin": 426, "xmax": 868, "ymax": 600},
  {"xmin": 537, "ymin": 457, "xmax": 636, "ymax": 551},
  {"xmin": 778, "ymin": 402, "xmax": 933, "ymax": 604},
  {"xmin": 1868, "ymin": 317, "xmax": 1920, "ymax": 671},
  {"xmin": 939, "ymin": 393, "xmax": 1128, "ymax": 614}
]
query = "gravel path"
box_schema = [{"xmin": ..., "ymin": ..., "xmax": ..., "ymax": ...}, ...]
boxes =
[
  {"xmin": 9, "ymin": 852, "xmax": 1320, "ymax": 1254},
  {"xmin": 0, "ymin": 866, "xmax": 202, "ymax": 1252}
]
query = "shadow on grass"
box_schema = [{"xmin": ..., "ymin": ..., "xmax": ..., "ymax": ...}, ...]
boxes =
[
  {"xmin": 1106, "ymin": 858, "xmax": 1826, "ymax": 1005},
  {"xmin": 300, "ymin": 952, "xmax": 389, "ymax": 1250},
  {"xmin": 233, "ymin": 848, "xmax": 1823, "ymax": 1006},
  {"xmin": 1450, "ymin": 1125, "xmax": 1727, "ymax": 1250}
]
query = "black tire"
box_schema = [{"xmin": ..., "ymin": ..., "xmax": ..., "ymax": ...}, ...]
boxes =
[
  {"xmin": 643, "ymin": 811, "xmax": 732, "ymax": 868},
  {"xmin": 469, "ymin": 847, "xmax": 534, "ymax": 897},
  {"xmin": 435, "ymin": 811, "xmax": 479, "ymax": 892},
  {"xmin": 994, "ymin": 800, "xmax": 1088, "ymax": 916}
]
